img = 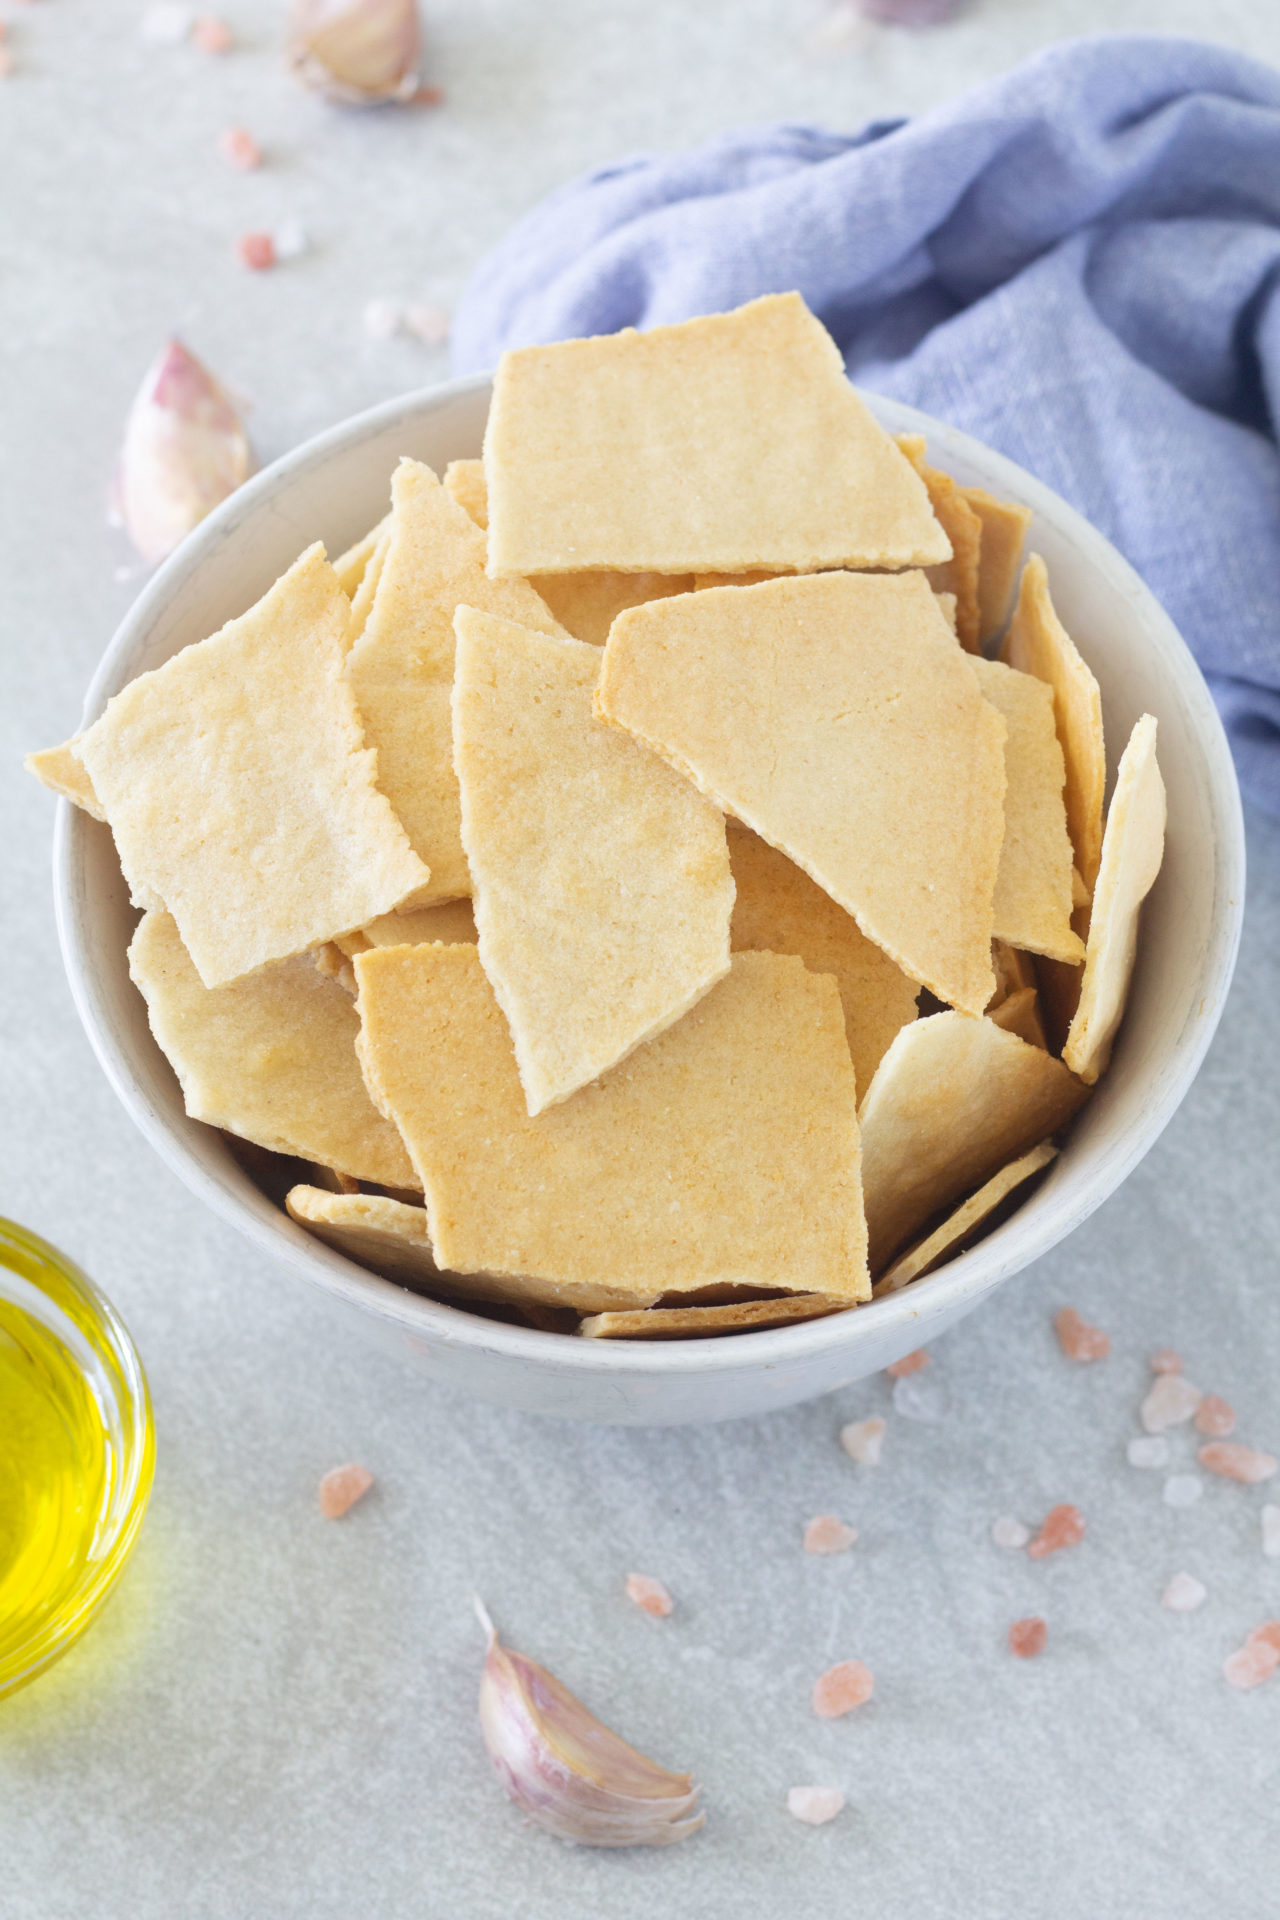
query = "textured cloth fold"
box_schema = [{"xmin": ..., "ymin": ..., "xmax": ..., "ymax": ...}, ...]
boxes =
[{"xmin": 452, "ymin": 36, "xmax": 1280, "ymax": 813}]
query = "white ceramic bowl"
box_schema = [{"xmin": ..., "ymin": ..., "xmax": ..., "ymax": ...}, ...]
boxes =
[{"xmin": 55, "ymin": 375, "xmax": 1245, "ymax": 1425}]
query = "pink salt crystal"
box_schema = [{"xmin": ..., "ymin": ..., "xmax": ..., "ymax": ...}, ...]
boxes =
[
  {"xmin": 236, "ymin": 231, "xmax": 276, "ymax": 271},
  {"xmin": 402, "ymin": 303, "xmax": 451, "ymax": 345},
  {"xmin": 840, "ymin": 1416, "xmax": 884, "ymax": 1466},
  {"xmin": 625, "ymin": 1573, "xmax": 673, "ymax": 1618},
  {"xmin": 1194, "ymin": 1394, "xmax": 1237, "ymax": 1438},
  {"xmin": 1053, "ymin": 1306, "xmax": 1110, "ymax": 1362},
  {"xmin": 1223, "ymin": 1642, "xmax": 1280, "ymax": 1691},
  {"xmin": 1027, "ymin": 1504, "xmax": 1085, "ymax": 1559},
  {"xmin": 1246, "ymin": 1621, "xmax": 1280, "ymax": 1655},
  {"xmin": 1161, "ymin": 1573, "xmax": 1207, "ymax": 1613},
  {"xmin": 1150, "ymin": 1349, "xmax": 1183, "ymax": 1374},
  {"xmin": 1199, "ymin": 1442, "xmax": 1278, "ymax": 1485},
  {"xmin": 786, "ymin": 1786, "xmax": 845, "ymax": 1826},
  {"xmin": 218, "ymin": 126, "xmax": 261, "ymax": 171},
  {"xmin": 803, "ymin": 1515, "xmax": 858, "ymax": 1556},
  {"xmin": 193, "ymin": 13, "xmax": 232, "ymax": 51},
  {"xmin": 991, "ymin": 1515, "xmax": 1029, "ymax": 1550},
  {"xmin": 1140, "ymin": 1372, "xmax": 1203, "ymax": 1433},
  {"xmin": 1008, "ymin": 1616, "xmax": 1047, "ymax": 1659},
  {"xmin": 812, "ymin": 1660, "xmax": 874, "ymax": 1718},
  {"xmin": 0, "ymin": 47, "xmax": 12, "ymax": 76},
  {"xmin": 318, "ymin": 1463, "xmax": 373, "ymax": 1518},
  {"xmin": 885, "ymin": 1348, "xmax": 930, "ymax": 1378}
]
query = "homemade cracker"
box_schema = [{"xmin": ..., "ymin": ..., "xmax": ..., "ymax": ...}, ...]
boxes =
[
  {"xmin": 333, "ymin": 515, "xmax": 391, "ymax": 597},
  {"xmin": 344, "ymin": 458, "xmax": 569, "ymax": 902},
  {"xmin": 895, "ymin": 437, "xmax": 981, "ymax": 650},
  {"xmin": 692, "ymin": 571, "xmax": 778, "ymax": 591},
  {"xmin": 1063, "ymin": 714, "xmax": 1165, "ymax": 1084},
  {"xmin": 334, "ymin": 899, "xmax": 478, "ymax": 960},
  {"xmin": 578, "ymin": 1295, "xmax": 845, "ymax": 1339},
  {"xmin": 129, "ymin": 910, "xmax": 418, "ymax": 1188},
  {"xmin": 934, "ymin": 592, "xmax": 958, "ymax": 636},
  {"xmin": 987, "ymin": 939, "xmax": 1038, "ymax": 1009},
  {"xmin": 76, "ymin": 544, "xmax": 430, "ymax": 987},
  {"xmin": 483, "ymin": 293, "xmax": 950, "ymax": 577},
  {"xmin": 286, "ymin": 1186, "xmax": 441, "ymax": 1287},
  {"xmin": 1003, "ymin": 554, "xmax": 1106, "ymax": 891},
  {"xmin": 727, "ymin": 824, "xmax": 919, "ymax": 1099},
  {"xmin": 859, "ymin": 1011, "xmax": 1087, "ymax": 1269},
  {"xmin": 453, "ymin": 606, "xmax": 733, "ymax": 1113},
  {"xmin": 987, "ymin": 984, "xmax": 1047, "ymax": 1049},
  {"xmin": 442, "ymin": 458, "xmax": 489, "ymax": 529},
  {"xmin": 969, "ymin": 656, "xmax": 1084, "ymax": 964},
  {"xmin": 874, "ymin": 1141, "xmax": 1058, "ymax": 1294},
  {"xmin": 597, "ymin": 570, "xmax": 1005, "ymax": 1015},
  {"xmin": 963, "ymin": 487, "xmax": 1033, "ymax": 642},
  {"xmin": 354, "ymin": 944, "xmax": 870, "ymax": 1310},
  {"xmin": 25, "ymin": 738, "xmax": 105, "ymax": 820},
  {"xmin": 347, "ymin": 521, "xmax": 391, "ymax": 639}
]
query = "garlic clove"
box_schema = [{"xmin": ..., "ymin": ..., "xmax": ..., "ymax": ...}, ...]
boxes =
[
  {"xmin": 475, "ymin": 1601, "xmax": 704, "ymax": 1848},
  {"xmin": 114, "ymin": 340, "xmax": 252, "ymax": 565},
  {"xmin": 287, "ymin": 0, "xmax": 424, "ymax": 107}
]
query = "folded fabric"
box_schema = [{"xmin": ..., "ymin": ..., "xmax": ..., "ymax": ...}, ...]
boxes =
[{"xmin": 452, "ymin": 35, "xmax": 1280, "ymax": 816}]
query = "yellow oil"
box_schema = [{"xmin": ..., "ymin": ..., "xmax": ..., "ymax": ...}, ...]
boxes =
[{"xmin": 0, "ymin": 1293, "xmax": 111, "ymax": 1668}]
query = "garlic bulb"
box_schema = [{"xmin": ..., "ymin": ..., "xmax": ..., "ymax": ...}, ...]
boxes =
[
  {"xmin": 112, "ymin": 340, "xmax": 252, "ymax": 565},
  {"xmin": 287, "ymin": 0, "xmax": 424, "ymax": 107},
  {"xmin": 475, "ymin": 1601, "xmax": 704, "ymax": 1848}
]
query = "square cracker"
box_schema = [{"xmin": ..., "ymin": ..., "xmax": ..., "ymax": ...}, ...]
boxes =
[
  {"xmin": 727, "ymin": 824, "xmax": 918, "ymax": 1100},
  {"xmin": 26, "ymin": 738, "xmax": 105, "ymax": 820},
  {"xmin": 76, "ymin": 544, "xmax": 429, "ymax": 987},
  {"xmin": 963, "ymin": 487, "xmax": 1032, "ymax": 642},
  {"xmin": 333, "ymin": 515, "xmax": 391, "ymax": 598},
  {"xmin": 578, "ymin": 1295, "xmax": 846, "ymax": 1339},
  {"xmin": 453, "ymin": 607, "xmax": 733, "ymax": 1114},
  {"xmin": 354, "ymin": 944, "xmax": 870, "ymax": 1311},
  {"xmin": 873, "ymin": 1141, "xmax": 1058, "ymax": 1294},
  {"xmin": 483, "ymin": 293, "xmax": 951, "ymax": 578},
  {"xmin": 444, "ymin": 456, "xmax": 693, "ymax": 644},
  {"xmin": 895, "ymin": 436, "xmax": 982, "ymax": 651},
  {"xmin": 1003, "ymin": 554, "xmax": 1105, "ymax": 893},
  {"xmin": 1063, "ymin": 714, "xmax": 1165, "ymax": 1084},
  {"xmin": 343, "ymin": 459, "xmax": 570, "ymax": 903},
  {"xmin": 969, "ymin": 656, "xmax": 1084, "ymax": 964},
  {"xmin": 597, "ymin": 570, "xmax": 1005, "ymax": 1015},
  {"xmin": 129, "ymin": 910, "xmax": 417, "ymax": 1189},
  {"xmin": 859, "ymin": 1010, "xmax": 1088, "ymax": 1271}
]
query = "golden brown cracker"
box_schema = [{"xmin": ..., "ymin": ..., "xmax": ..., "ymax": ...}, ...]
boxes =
[
  {"xmin": 286, "ymin": 1186, "xmax": 440, "ymax": 1286},
  {"xmin": 335, "ymin": 899, "xmax": 478, "ymax": 960},
  {"xmin": 986, "ymin": 984, "xmax": 1047, "ymax": 1050},
  {"xmin": 347, "ymin": 522, "xmax": 391, "ymax": 640},
  {"xmin": 442, "ymin": 458, "xmax": 489, "ymax": 530},
  {"xmin": 333, "ymin": 515, "xmax": 391, "ymax": 598},
  {"xmin": 579, "ymin": 1295, "xmax": 846, "ymax": 1339},
  {"xmin": 534, "ymin": 571, "xmax": 694, "ymax": 648},
  {"xmin": 873, "ymin": 1141, "xmax": 1058, "ymax": 1293},
  {"xmin": 963, "ymin": 487, "xmax": 1032, "ymax": 643},
  {"xmin": 25, "ymin": 738, "xmax": 106, "ymax": 820}
]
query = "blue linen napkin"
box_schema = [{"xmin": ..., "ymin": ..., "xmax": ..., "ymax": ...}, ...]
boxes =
[{"xmin": 452, "ymin": 35, "xmax": 1280, "ymax": 815}]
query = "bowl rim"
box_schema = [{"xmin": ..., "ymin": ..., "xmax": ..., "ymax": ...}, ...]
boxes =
[{"xmin": 54, "ymin": 373, "xmax": 1246, "ymax": 1382}]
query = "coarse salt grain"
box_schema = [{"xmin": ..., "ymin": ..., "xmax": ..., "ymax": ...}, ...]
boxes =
[
  {"xmin": 891, "ymin": 1370, "xmax": 947, "ymax": 1424},
  {"xmin": 1163, "ymin": 1474, "xmax": 1203, "ymax": 1510},
  {"xmin": 812, "ymin": 1660, "xmax": 874, "ymax": 1718},
  {"xmin": 1054, "ymin": 1306, "xmax": 1110, "ymax": 1362},
  {"xmin": 236, "ymin": 231, "xmax": 276, "ymax": 271},
  {"xmin": 840, "ymin": 1416, "xmax": 884, "ymax": 1466},
  {"xmin": 1150, "ymin": 1349, "xmax": 1183, "ymax": 1374},
  {"xmin": 1027, "ymin": 1504, "xmax": 1085, "ymax": 1559},
  {"xmin": 1194, "ymin": 1395, "xmax": 1237, "ymax": 1438},
  {"xmin": 1199, "ymin": 1442, "xmax": 1278, "ymax": 1484},
  {"xmin": 991, "ymin": 1514, "xmax": 1029, "ymax": 1550},
  {"xmin": 1261, "ymin": 1506, "xmax": 1280, "ymax": 1559},
  {"xmin": 402, "ymin": 303, "xmax": 451, "ymax": 345},
  {"xmin": 1161, "ymin": 1572, "xmax": 1206, "ymax": 1612},
  {"xmin": 804, "ymin": 1515, "xmax": 858, "ymax": 1555},
  {"xmin": 786, "ymin": 1786, "xmax": 845, "ymax": 1826},
  {"xmin": 318, "ymin": 1463, "xmax": 373, "ymax": 1518},
  {"xmin": 1140, "ymin": 1373, "xmax": 1203, "ymax": 1433},
  {"xmin": 885, "ymin": 1348, "xmax": 929, "ymax": 1378},
  {"xmin": 625, "ymin": 1572, "xmax": 673, "ymax": 1617},
  {"xmin": 193, "ymin": 13, "xmax": 232, "ymax": 51},
  {"xmin": 1008, "ymin": 1616, "xmax": 1047, "ymax": 1659},
  {"xmin": 217, "ymin": 126, "xmax": 261, "ymax": 171},
  {"xmin": 0, "ymin": 47, "xmax": 12, "ymax": 76},
  {"xmin": 1127, "ymin": 1435, "xmax": 1169, "ymax": 1469},
  {"xmin": 140, "ymin": 4, "xmax": 192, "ymax": 45},
  {"xmin": 1223, "ymin": 1641, "xmax": 1280, "ymax": 1691},
  {"xmin": 272, "ymin": 222, "xmax": 310, "ymax": 262},
  {"xmin": 363, "ymin": 298, "xmax": 403, "ymax": 341},
  {"xmin": 1247, "ymin": 1621, "xmax": 1280, "ymax": 1654}
]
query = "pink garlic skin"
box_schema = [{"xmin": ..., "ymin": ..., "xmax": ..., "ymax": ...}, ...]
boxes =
[
  {"xmin": 476, "ymin": 1611, "xmax": 703, "ymax": 1848},
  {"xmin": 114, "ymin": 340, "xmax": 252, "ymax": 564},
  {"xmin": 288, "ymin": 0, "xmax": 423, "ymax": 106}
]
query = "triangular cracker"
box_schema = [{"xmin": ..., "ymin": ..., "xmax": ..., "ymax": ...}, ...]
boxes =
[
  {"xmin": 987, "ymin": 940, "xmax": 1038, "ymax": 1010},
  {"xmin": 579, "ymin": 1295, "xmax": 846, "ymax": 1340},
  {"xmin": 26, "ymin": 738, "xmax": 105, "ymax": 820},
  {"xmin": 453, "ymin": 606, "xmax": 733, "ymax": 1114},
  {"xmin": 343, "ymin": 459, "xmax": 569, "ymax": 902},
  {"xmin": 348, "ymin": 521, "xmax": 391, "ymax": 640},
  {"xmin": 129, "ymin": 910, "xmax": 417, "ymax": 1189},
  {"xmin": 874, "ymin": 1141, "xmax": 1058, "ymax": 1294},
  {"xmin": 895, "ymin": 436, "xmax": 981, "ymax": 650},
  {"xmin": 987, "ymin": 984, "xmax": 1047, "ymax": 1049},
  {"xmin": 483, "ymin": 293, "xmax": 950, "ymax": 578},
  {"xmin": 354, "ymin": 944, "xmax": 870, "ymax": 1311},
  {"xmin": 1063, "ymin": 715, "xmax": 1165, "ymax": 1084},
  {"xmin": 969, "ymin": 656, "xmax": 1084, "ymax": 964},
  {"xmin": 77, "ymin": 545, "xmax": 429, "ymax": 987},
  {"xmin": 859, "ymin": 1011, "xmax": 1087, "ymax": 1270},
  {"xmin": 333, "ymin": 515, "xmax": 391, "ymax": 598},
  {"xmin": 1003, "ymin": 554, "xmax": 1105, "ymax": 892},
  {"xmin": 597, "ymin": 570, "xmax": 1005, "ymax": 1015},
  {"xmin": 727, "ymin": 824, "xmax": 919, "ymax": 1099},
  {"xmin": 963, "ymin": 487, "xmax": 1032, "ymax": 642}
]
